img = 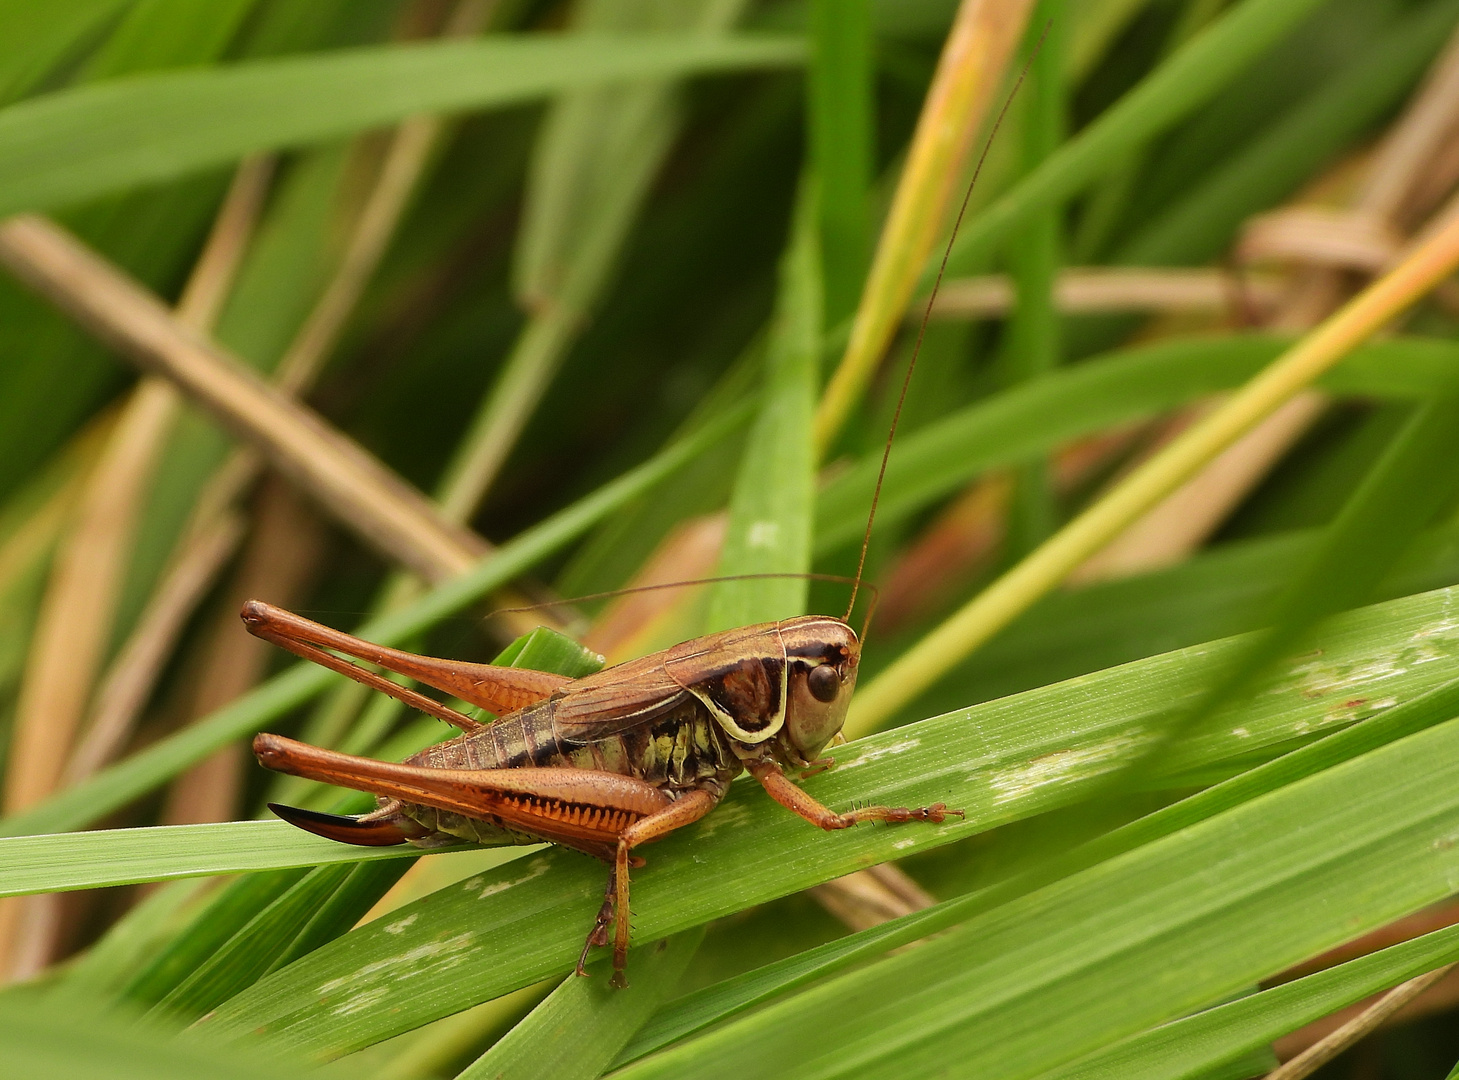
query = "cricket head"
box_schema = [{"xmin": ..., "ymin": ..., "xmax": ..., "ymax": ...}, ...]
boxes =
[{"xmin": 777, "ymin": 615, "xmax": 860, "ymax": 765}]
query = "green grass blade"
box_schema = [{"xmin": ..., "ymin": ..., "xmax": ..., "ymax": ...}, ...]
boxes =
[
  {"xmin": 152, "ymin": 862, "xmax": 365, "ymax": 1020},
  {"xmin": 0, "ymin": 404, "xmax": 749, "ymax": 839},
  {"xmin": 460, "ymin": 927, "xmax": 706, "ymax": 1080},
  {"xmin": 62, "ymin": 879, "xmax": 211, "ymax": 996},
  {"xmin": 907, "ymin": 514, "xmax": 1459, "ymax": 716},
  {"xmin": 0, "ymin": 0, "xmax": 131, "ymax": 104},
  {"xmin": 0, "ymin": 819, "xmax": 441, "ymax": 897},
  {"xmin": 121, "ymin": 869, "xmax": 306, "ymax": 1006},
  {"xmin": 814, "ymin": 335, "xmax": 1459, "ymax": 552},
  {"xmin": 611, "ymin": 711, "xmax": 1459, "ymax": 1080},
  {"xmin": 192, "ymin": 584, "xmax": 1459, "ymax": 1058},
  {"xmin": 445, "ymin": 0, "xmax": 752, "ymax": 514},
  {"xmin": 613, "ymin": 667, "xmax": 1459, "ymax": 1066},
  {"xmin": 1001, "ymin": 2, "xmax": 1065, "ymax": 555},
  {"xmin": 941, "ymin": 0, "xmax": 1327, "ymax": 275},
  {"xmin": 146, "ymin": 859, "xmax": 412, "ymax": 1022},
  {"xmin": 706, "ymin": 179, "xmax": 821, "ymax": 630},
  {"xmin": 1051, "ymin": 923, "xmax": 1459, "ymax": 1080},
  {"xmin": 1126, "ymin": 390, "xmax": 1459, "ymax": 781},
  {"xmin": 84, "ymin": 0, "xmax": 256, "ymax": 81},
  {"xmin": 807, "ymin": 0, "xmax": 872, "ymax": 324},
  {"xmin": 0, "ymin": 34, "xmax": 803, "ymax": 218}
]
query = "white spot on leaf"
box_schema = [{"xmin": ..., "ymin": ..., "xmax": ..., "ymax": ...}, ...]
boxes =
[
  {"xmin": 316, "ymin": 931, "xmax": 478, "ymax": 1016},
  {"xmin": 332, "ymin": 987, "xmax": 389, "ymax": 1016},
  {"xmin": 476, "ymin": 856, "xmax": 551, "ymax": 899},
  {"xmin": 746, "ymin": 521, "xmax": 780, "ymax": 549},
  {"xmin": 695, "ymin": 801, "xmax": 751, "ymax": 838},
  {"xmin": 986, "ymin": 735, "xmax": 1146, "ymax": 806},
  {"xmin": 838, "ymin": 738, "xmax": 920, "ymax": 771}
]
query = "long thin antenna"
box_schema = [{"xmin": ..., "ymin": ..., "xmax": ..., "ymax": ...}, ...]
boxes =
[
  {"xmin": 844, "ymin": 22, "xmax": 1052, "ymax": 624},
  {"xmin": 492, "ymin": 573, "xmax": 877, "ymax": 618}
]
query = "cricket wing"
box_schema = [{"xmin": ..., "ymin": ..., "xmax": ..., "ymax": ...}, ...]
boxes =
[
  {"xmin": 546, "ymin": 621, "xmax": 787, "ymax": 741},
  {"xmin": 547, "ymin": 656, "xmax": 693, "ymax": 741}
]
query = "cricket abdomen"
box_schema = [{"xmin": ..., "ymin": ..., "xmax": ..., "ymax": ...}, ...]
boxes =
[
  {"xmin": 385, "ymin": 696, "xmax": 738, "ymax": 849},
  {"xmin": 404, "ymin": 694, "xmax": 740, "ymax": 793}
]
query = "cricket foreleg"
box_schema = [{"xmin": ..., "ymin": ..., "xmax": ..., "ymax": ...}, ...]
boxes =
[
  {"xmin": 604, "ymin": 787, "xmax": 720, "ymax": 988},
  {"xmin": 747, "ymin": 760, "xmax": 964, "ymax": 831}
]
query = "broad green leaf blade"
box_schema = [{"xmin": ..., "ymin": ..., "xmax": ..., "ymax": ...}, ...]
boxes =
[
  {"xmin": 0, "ymin": 34, "xmax": 804, "ymax": 218},
  {"xmin": 1051, "ymin": 922, "xmax": 1459, "ymax": 1080},
  {"xmin": 460, "ymin": 927, "xmax": 706, "ymax": 1080},
  {"xmin": 1129, "ymin": 391, "xmax": 1459, "ymax": 780},
  {"xmin": 613, "ymin": 668, "xmax": 1459, "ymax": 1066},
  {"xmin": 0, "ymin": 405, "xmax": 750, "ymax": 839},
  {"xmin": 196, "ymin": 585, "xmax": 1459, "ymax": 1058},
  {"xmin": 0, "ymin": 819, "xmax": 464, "ymax": 897},
  {"xmin": 706, "ymin": 179, "xmax": 821, "ymax": 629},
  {"xmin": 612, "ymin": 713, "xmax": 1459, "ymax": 1080},
  {"xmin": 814, "ymin": 335, "xmax": 1459, "ymax": 553}
]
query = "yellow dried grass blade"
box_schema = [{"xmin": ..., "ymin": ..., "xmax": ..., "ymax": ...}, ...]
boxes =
[{"xmin": 812, "ymin": 0, "xmax": 1033, "ymax": 456}]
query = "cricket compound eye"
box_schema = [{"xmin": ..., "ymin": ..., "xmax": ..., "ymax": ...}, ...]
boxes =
[{"xmin": 806, "ymin": 664, "xmax": 841, "ymax": 704}]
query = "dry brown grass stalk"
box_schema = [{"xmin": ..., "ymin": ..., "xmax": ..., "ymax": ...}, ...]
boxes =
[
  {"xmin": 809, "ymin": 863, "xmax": 939, "ymax": 934},
  {"xmin": 815, "ymin": 0, "xmax": 1036, "ymax": 453},
  {"xmin": 0, "ymin": 214, "xmax": 491, "ymax": 585},
  {"xmin": 928, "ymin": 266, "xmax": 1282, "ymax": 320}
]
